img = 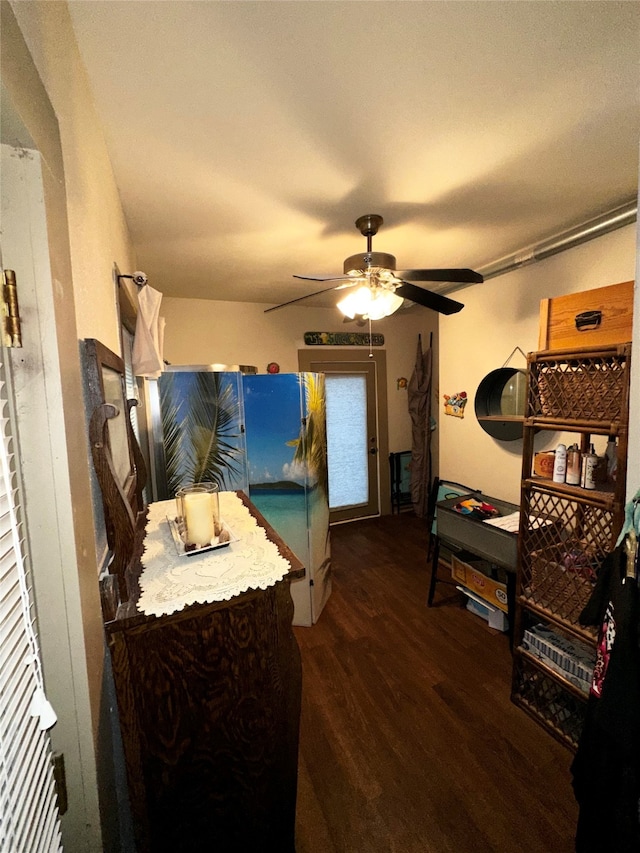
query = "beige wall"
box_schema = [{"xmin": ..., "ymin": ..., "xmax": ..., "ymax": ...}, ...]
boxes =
[
  {"xmin": 161, "ymin": 296, "xmax": 439, "ymax": 455},
  {"xmin": 3, "ymin": 2, "xmax": 140, "ymax": 849},
  {"xmin": 10, "ymin": 0, "xmax": 137, "ymax": 351},
  {"xmin": 439, "ymin": 223, "xmax": 637, "ymax": 505}
]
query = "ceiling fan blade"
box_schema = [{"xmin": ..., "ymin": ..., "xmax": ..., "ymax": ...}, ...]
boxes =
[
  {"xmin": 264, "ymin": 284, "xmax": 345, "ymax": 313},
  {"xmin": 395, "ymin": 268, "xmax": 483, "ymax": 284},
  {"xmin": 293, "ymin": 273, "xmax": 351, "ymax": 282},
  {"xmin": 395, "ymin": 281, "xmax": 464, "ymax": 315},
  {"xmin": 265, "ymin": 277, "xmax": 364, "ymax": 314}
]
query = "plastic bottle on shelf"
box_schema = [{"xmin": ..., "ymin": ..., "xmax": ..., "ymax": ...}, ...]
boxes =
[
  {"xmin": 581, "ymin": 444, "xmax": 598, "ymax": 490},
  {"xmin": 553, "ymin": 443, "xmax": 567, "ymax": 483},
  {"xmin": 605, "ymin": 435, "xmax": 617, "ymax": 484},
  {"xmin": 566, "ymin": 444, "xmax": 581, "ymax": 485}
]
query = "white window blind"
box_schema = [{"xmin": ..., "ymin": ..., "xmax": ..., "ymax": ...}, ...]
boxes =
[
  {"xmin": 325, "ymin": 374, "xmax": 369, "ymax": 509},
  {"xmin": 0, "ymin": 360, "xmax": 62, "ymax": 853}
]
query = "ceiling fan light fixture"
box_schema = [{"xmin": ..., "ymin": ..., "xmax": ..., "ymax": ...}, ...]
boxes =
[
  {"xmin": 337, "ymin": 285, "xmax": 404, "ymax": 320},
  {"xmin": 337, "ymin": 286, "xmax": 370, "ymax": 318},
  {"xmin": 343, "ymin": 252, "xmax": 397, "ymax": 275},
  {"xmin": 368, "ymin": 289, "xmax": 404, "ymax": 319},
  {"xmin": 383, "ymin": 289, "xmax": 404, "ymax": 316}
]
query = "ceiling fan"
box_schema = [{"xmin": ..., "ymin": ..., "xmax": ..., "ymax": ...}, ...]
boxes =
[{"xmin": 265, "ymin": 214, "xmax": 483, "ymax": 317}]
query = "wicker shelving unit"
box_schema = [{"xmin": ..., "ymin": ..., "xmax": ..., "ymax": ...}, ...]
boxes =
[{"xmin": 511, "ymin": 343, "xmax": 631, "ymax": 750}]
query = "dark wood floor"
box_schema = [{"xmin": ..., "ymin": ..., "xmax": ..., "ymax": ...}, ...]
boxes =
[{"xmin": 294, "ymin": 512, "xmax": 578, "ymax": 853}]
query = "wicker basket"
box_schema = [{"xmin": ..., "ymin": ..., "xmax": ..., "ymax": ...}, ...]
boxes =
[
  {"xmin": 512, "ymin": 655, "xmax": 587, "ymax": 750},
  {"xmin": 526, "ymin": 547, "xmax": 596, "ymax": 627},
  {"xmin": 532, "ymin": 353, "xmax": 628, "ymax": 421}
]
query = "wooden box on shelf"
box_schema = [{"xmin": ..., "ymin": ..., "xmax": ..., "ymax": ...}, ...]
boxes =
[{"xmin": 538, "ymin": 279, "xmax": 633, "ymax": 351}]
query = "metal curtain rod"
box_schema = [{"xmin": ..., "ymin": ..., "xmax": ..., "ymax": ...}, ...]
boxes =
[{"xmin": 118, "ymin": 271, "xmax": 148, "ymax": 287}]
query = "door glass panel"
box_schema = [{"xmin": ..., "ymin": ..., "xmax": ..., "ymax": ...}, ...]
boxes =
[
  {"xmin": 300, "ymin": 351, "xmax": 386, "ymax": 522},
  {"xmin": 325, "ymin": 374, "xmax": 368, "ymax": 509}
]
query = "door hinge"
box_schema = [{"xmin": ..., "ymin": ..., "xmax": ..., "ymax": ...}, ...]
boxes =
[
  {"xmin": 2, "ymin": 269, "xmax": 22, "ymax": 348},
  {"xmin": 52, "ymin": 751, "xmax": 68, "ymax": 815}
]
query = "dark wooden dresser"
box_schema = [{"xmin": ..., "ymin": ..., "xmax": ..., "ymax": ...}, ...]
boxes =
[
  {"xmin": 105, "ymin": 501, "xmax": 304, "ymax": 852},
  {"xmin": 83, "ymin": 338, "xmax": 304, "ymax": 852}
]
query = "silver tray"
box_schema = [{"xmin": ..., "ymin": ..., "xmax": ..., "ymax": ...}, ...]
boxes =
[{"xmin": 166, "ymin": 516, "xmax": 239, "ymax": 558}]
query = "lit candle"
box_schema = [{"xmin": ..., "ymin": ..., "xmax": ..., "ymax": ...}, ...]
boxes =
[{"xmin": 183, "ymin": 491, "xmax": 214, "ymax": 546}]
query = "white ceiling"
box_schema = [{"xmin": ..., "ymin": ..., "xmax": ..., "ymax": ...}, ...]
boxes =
[{"xmin": 66, "ymin": 1, "xmax": 639, "ymax": 310}]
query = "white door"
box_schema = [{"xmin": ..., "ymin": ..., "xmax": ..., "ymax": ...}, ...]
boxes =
[
  {"xmin": 0, "ymin": 344, "xmax": 63, "ymax": 852},
  {"xmin": 299, "ymin": 349, "xmax": 389, "ymax": 522},
  {"xmin": 1, "ymin": 142, "xmax": 83, "ymax": 849}
]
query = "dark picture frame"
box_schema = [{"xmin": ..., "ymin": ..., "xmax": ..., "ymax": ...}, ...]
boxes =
[{"xmin": 83, "ymin": 338, "xmax": 137, "ymax": 502}]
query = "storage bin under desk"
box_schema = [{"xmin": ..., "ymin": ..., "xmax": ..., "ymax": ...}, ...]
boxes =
[{"xmin": 437, "ymin": 494, "xmax": 519, "ymax": 571}]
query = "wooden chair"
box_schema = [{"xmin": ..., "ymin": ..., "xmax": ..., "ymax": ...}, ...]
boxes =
[
  {"xmin": 389, "ymin": 450, "xmax": 413, "ymax": 513},
  {"xmin": 426, "ymin": 477, "xmax": 479, "ymax": 607}
]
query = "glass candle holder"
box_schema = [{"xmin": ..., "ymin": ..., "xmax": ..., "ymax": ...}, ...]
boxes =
[{"xmin": 175, "ymin": 482, "xmax": 220, "ymax": 547}]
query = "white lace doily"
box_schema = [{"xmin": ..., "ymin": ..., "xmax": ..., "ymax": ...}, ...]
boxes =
[{"xmin": 137, "ymin": 492, "xmax": 294, "ymax": 617}]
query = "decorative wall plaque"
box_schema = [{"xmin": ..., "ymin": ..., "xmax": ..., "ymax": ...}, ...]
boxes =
[
  {"xmin": 303, "ymin": 331, "xmax": 384, "ymax": 347},
  {"xmin": 443, "ymin": 391, "xmax": 468, "ymax": 418}
]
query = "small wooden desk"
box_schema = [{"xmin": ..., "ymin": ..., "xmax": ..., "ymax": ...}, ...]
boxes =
[
  {"xmin": 435, "ymin": 492, "xmax": 519, "ymax": 642},
  {"xmin": 437, "ymin": 493, "xmax": 519, "ymax": 572}
]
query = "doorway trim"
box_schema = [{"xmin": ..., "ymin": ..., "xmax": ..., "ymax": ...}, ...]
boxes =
[{"xmin": 298, "ymin": 348, "xmax": 391, "ymax": 517}]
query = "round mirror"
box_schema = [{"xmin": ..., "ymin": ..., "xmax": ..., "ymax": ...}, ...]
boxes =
[{"xmin": 474, "ymin": 367, "xmax": 527, "ymax": 441}]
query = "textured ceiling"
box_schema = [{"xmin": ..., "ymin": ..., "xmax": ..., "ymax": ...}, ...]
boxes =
[{"xmin": 66, "ymin": 1, "xmax": 639, "ymax": 309}]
